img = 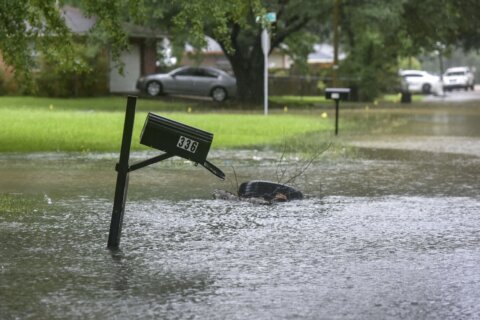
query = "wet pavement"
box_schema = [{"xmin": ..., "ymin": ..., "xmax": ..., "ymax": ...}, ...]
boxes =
[
  {"xmin": 424, "ymin": 85, "xmax": 480, "ymax": 102},
  {"xmin": 1, "ymin": 105, "xmax": 479, "ymax": 319}
]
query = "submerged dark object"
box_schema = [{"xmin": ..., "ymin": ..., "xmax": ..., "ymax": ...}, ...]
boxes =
[
  {"xmin": 238, "ymin": 180, "xmax": 303, "ymax": 202},
  {"xmin": 213, "ymin": 181, "xmax": 303, "ymax": 204}
]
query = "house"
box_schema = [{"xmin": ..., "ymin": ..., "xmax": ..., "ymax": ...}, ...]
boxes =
[
  {"xmin": 181, "ymin": 36, "xmax": 345, "ymax": 72},
  {"xmin": 307, "ymin": 43, "xmax": 347, "ymax": 69},
  {"xmin": 182, "ymin": 37, "xmax": 293, "ymax": 71},
  {"xmin": 182, "ymin": 37, "xmax": 232, "ymax": 71},
  {"xmin": 61, "ymin": 5, "xmax": 163, "ymax": 93}
]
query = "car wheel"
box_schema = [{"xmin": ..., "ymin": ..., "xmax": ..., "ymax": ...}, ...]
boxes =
[
  {"xmin": 211, "ymin": 87, "xmax": 227, "ymax": 102},
  {"xmin": 422, "ymin": 83, "xmax": 432, "ymax": 94},
  {"xmin": 146, "ymin": 81, "xmax": 162, "ymax": 96}
]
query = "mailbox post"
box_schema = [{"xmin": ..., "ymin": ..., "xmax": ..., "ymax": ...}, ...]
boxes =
[
  {"xmin": 108, "ymin": 96, "xmax": 225, "ymax": 250},
  {"xmin": 325, "ymin": 87, "xmax": 350, "ymax": 135},
  {"xmin": 108, "ymin": 96, "xmax": 136, "ymax": 249}
]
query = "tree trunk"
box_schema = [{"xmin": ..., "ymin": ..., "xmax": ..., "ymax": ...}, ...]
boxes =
[
  {"xmin": 223, "ymin": 37, "xmax": 265, "ymax": 105},
  {"xmin": 231, "ymin": 56, "xmax": 264, "ymax": 105}
]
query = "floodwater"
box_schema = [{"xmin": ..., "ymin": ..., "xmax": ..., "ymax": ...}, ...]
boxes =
[{"xmin": 1, "ymin": 106, "xmax": 480, "ymax": 319}]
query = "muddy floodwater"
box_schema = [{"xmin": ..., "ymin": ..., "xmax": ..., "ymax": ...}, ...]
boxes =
[{"xmin": 1, "ymin": 106, "xmax": 479, "ymax": 319}]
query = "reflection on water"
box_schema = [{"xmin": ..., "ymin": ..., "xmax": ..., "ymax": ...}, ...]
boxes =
[{"xmin": 1, "ymin": 106, "xmax": 480, "ymax": 319}]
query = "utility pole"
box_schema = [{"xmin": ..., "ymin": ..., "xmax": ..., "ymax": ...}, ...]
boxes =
[{"xmin": 332, "ymin": 0, "xmax": 341, "ymax": 87}]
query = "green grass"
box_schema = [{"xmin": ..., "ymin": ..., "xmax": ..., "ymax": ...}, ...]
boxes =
[
  {"xmin": 0, "ymin": 97, "xmax": 335, "ymax": 152},
  {"xmin": 271, "ymin": 94, "xmax": 425, "ymax": 106},
  {"xmin": 380, "ymin": 93, "xmax": 424, "ymax": 103},
  {"xmin": 0, "ymin": 96, "xmax": 197, "ymax": 112},
  {"xmin": 270, "ymin": 95, "xmax": 328, "ymax": 106}
]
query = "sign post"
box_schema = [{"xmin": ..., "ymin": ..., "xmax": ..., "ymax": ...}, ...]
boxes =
[
  {"xmin": 261, "ymin": 28, "xmax": 270, "ymax": 116},
  {"xmin": 260, "ymin": 12, "xmax": 276, "ymax": 116}
]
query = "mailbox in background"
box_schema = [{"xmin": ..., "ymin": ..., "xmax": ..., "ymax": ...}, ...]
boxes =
[
  {"xmin": 140, "ymin": 113, "xmax": 212, "ymax": 164},
  {"xmin": 325, "ymin": 87, "xmax": 350, "ymax": 100},
  {"xmin": 325, "ymin": 87, "xmax": 350, "ymax": 136}
]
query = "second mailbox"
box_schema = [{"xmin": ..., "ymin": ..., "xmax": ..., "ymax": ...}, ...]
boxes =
[
  {"xmin": 325, "ymin": 87, "xmax": 350, "ymax": 100},
  {"xmin": 140, "ymin": 112, "xmax": 212, "ymax": 164}
]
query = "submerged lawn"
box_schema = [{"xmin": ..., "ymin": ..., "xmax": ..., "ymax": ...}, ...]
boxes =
[{"xmin": 0, "ymin": 97, "xmax": 335, "ymax": 152}]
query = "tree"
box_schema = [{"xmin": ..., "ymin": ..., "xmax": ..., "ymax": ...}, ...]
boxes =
[
  {"xmin": 0, "ymin": 0, "xmax": 137, "ymax": 81},
  {"xmin": 3, "ymin": 0, "xmax": 479, "ymax": 101},
  {"xmin": 337, "ymin": 0, "xmax": 480, "ymax": 101},
  {"xmin": 139, "ymin": 0, "xmax": 331, "ymax": 104},
  {"xmin": 0, "ymin": 1, "xmax": 72, "ymax": 77},
  {"xmin": 339, "ymin": 0, "xmax": 407, "ymax": 100}
]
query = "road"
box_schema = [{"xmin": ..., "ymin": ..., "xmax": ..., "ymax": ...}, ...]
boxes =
[{"xmin": 425, "ymin": 84, "xmax": 480, "ymax": 102}]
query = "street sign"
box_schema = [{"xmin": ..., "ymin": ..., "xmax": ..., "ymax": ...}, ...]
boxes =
[{"xmin": 265, "ymin": 12, "xmax": 276, "ymax": 23}]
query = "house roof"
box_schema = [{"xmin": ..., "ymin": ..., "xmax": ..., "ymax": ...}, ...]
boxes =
[
  {"xmin": 61, "ymin": 5, "xmax": 165, "ymax": 38},
  {"xmin": 61, "ymin": 5, "xmax": 96, "ymax": 34},
  {"xmin": 185, "ymin": 36, "xmax": 224, "ymax": 54},
  {"xmin": 185, "ymin": 36, "xmax": 346, "ymax": 63},
  {"xmin": 308, "ymin": 43, "xmax": 346, "ymax": 64}
]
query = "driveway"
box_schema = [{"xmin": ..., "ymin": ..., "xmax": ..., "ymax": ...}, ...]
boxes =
[{"xmin": 424, "ymin": 85, "xmax": 480, "ymax": 102}]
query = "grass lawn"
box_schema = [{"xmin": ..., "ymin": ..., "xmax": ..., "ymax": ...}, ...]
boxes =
[
  {"xmin": 380, "ymin": 93, "xmax": 424, "ymax": 103},
  {"xmin": 271, "ymin": 94, "xmax": 425, "ymax": 106},
  {"xmin": 270, "ymin": 95, "xmax": 328, "ymax": 106},
  {"xmin": 0, "ymin": 96, "xmax": 337, "ymax": 152}
]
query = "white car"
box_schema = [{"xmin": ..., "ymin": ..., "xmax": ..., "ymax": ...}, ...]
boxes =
[
  {"xmin": 443, "ymin": 67, "xmax": 475, "ymax": 91},
  {"xmin": 399, "ymin": 70, "xmax": 442, "ymax": 95}
]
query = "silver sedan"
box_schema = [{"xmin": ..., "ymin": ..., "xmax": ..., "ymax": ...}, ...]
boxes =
[{"xmin": 136, "ymin": 66, "xmax": 237, "ymax": 102}]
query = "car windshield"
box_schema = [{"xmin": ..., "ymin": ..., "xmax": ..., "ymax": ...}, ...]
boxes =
[{"xmin": 446, "ymin": 71, "xmax": 466, "ymax": 76}]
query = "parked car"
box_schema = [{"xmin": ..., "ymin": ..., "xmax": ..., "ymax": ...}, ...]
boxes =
[
  {"xmin": 399, "ymin": 70, "xmax": 442, "ymax": 95},
  {"xmin": 442, "ymin": 66, "xmax": 475, "ymax": 91},
  {"xmin": 136, "ymin": 66, "xmax": 237, "ymax": 102}
]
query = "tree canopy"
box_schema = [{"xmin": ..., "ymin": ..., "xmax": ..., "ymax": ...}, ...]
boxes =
[
  {"xmin": 0, "ymin": 0, "xmax": 137, "ymax": 78},
  {"xmin": 134, "ymin": 0, "xmax": 480, "ymax": 102},
  {"xmin": 0, "ymin": 1, "xmax": 72, "ymax": 76},
  {"xmin": 1, "ymin": 0, "xmax": 479, "ymax": 101}
]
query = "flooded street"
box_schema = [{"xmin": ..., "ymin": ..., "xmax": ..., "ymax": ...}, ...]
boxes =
[{"xmin": 1, "ymin": 105, "xmax": 480, "ymax": 319}]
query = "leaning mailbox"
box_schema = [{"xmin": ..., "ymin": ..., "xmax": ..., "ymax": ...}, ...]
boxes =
[
  {"xmin": 141, "ymin": 113, "xmax": 212, "ymax": 164},
  {"xmin": 108, "ymin": 97, "xmax": 225, "ymax": 249},
  {"xmin": 140, "ymin": 113, "xmax": 224, "ymax": 179},
  {"xmin": 325, "ymin": 87, "xmax": 350, "ymax": 135}
]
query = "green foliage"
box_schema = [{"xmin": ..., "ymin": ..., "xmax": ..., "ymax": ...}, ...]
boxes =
[
  {"xmin": 398, "ymin": 57, "xmax": 422, "ymax": 70},
  {"xmin": 138, "ymin": 0, "xmax": 331, "ymax": 103},
  {"xmin": 282, "ymin": 31, "xmax": 319, "ymax": 74},
  {"xmin": 33, "ymin": 42, "xmax": 109, "ymax": 97},
  {"xmin": 0, "ymin": 1, "xmax": 73, "ymax": 80},
  {"xmin": 401, "ymin": 0, "xmax": 480, "ymax": 52},
  {"xmin": 0, "ymin": 0, "xmax": 141, "ymax": 81},
  {"xmin": 338, "ymin": 1, "xmax": 408, "ymax": 101}
]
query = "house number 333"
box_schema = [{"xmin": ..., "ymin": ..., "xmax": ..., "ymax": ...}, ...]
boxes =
[{"xmin": 176, "ymin": 136, "xmax": 199, "ymax": 153}]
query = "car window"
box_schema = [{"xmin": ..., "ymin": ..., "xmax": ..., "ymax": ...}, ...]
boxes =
[
  {"xmin": 403, "ymin": 74, "xmax": 422, "ymax": 78},
  {"xmin": 173, "ymin": 68, "xmax": 196, "ymax": 76},
  {"xmin": 195, "ymin": 69, "xmax": 219, "ymax": 78}
]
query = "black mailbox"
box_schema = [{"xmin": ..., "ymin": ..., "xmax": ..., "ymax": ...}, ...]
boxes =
[
  {"xmin": 141, "ymin": 112, "xmax": 212, "ymax": 164},
  {"xmin": 325, "ymin": 87, "xmax": 350, "ymax": 100}
]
